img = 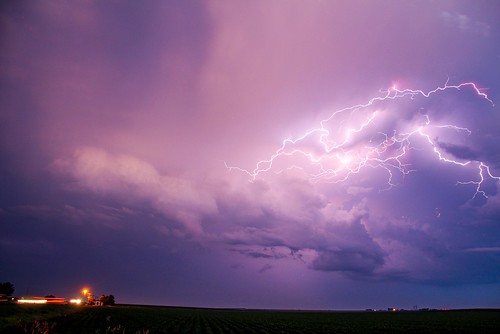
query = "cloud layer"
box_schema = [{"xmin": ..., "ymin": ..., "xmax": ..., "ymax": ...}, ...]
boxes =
[{"xmin": 2, "ymin": 0, "xmax": 500, "ymax": 309}]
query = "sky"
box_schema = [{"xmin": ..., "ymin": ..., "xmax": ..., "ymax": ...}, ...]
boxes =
[{"xmin": 1, "ymin": 0, "xmax": 500, "ymax": 310}]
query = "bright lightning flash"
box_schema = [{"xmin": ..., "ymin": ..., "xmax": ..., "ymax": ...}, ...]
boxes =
[{"xmin": 226, "ymin": 80, "xmax": 499, "ymax": 199}]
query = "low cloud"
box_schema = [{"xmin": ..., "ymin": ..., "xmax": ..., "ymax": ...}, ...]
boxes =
[
  {"xmin": 258, "ymin": 264, "xmax": 273, "ymax": 274},
  {"xmin": 53, "ymin": 146, "xmax": 217, "ymax": 236},
  {"xmin": 311, "ymin": 248, "xmax": 384, "ymax": 275}
]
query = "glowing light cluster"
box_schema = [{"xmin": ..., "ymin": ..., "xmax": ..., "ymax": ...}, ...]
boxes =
[
  {"xmin": 18, "ymin": 298, "xmax": 48, "ymax": 304},
  {"xmin": 226, "ymin": 80, "xmax": 499, "ymax": 198}
]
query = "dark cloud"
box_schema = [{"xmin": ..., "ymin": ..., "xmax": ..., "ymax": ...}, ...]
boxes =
[
  {"xmin": 258, "ymin": 264, "xmax": 273, "ymax": 274},
  {"xmin": 311, "ymin": 248, "xmax": 384, "ymax": 275},
  {"xmin": 231, "ymin": 248, "xmax": 275, "ymax": 259},
  {"xmin": 437, "ymin": 141, "xmax": 479, "ymax": 161}
]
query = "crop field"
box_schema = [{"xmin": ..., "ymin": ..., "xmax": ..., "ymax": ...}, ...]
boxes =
[{"xmin": 1, "ymin": 303, "xmax": 500, "ymax": 333}]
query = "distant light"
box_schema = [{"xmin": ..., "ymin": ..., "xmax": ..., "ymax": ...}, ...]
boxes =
[
  {"xmin": 18, "ymin": 298, "xmax": 48, "ymax": 304},
  {"xmin": 46, "ymin": 297, "xmax": 66, "ymax": 304},
  {"xmin": 70, "ymin": 298, "xmax": 82, "ymax": 304}
]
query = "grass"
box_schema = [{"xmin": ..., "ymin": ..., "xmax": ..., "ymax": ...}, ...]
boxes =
[
  {"xmin": 1, "ymin": 303, "xmax": 499, "ymax": 333},
  {"xmin": 0, "ymin": 303, "xmax": 82, "ymax": 332}
]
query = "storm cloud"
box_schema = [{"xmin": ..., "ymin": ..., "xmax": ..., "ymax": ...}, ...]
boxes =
[{"xmin": 2, "ymin": 0, "xmax": 500, "ymax": 310}]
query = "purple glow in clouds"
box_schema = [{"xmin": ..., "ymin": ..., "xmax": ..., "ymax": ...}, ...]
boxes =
[
  {"xmin": 227, "ymin": 81, "xmax": 497, "ymax": 200},
  {"xmin": 1, "ymin": 0, "xmax": 500, "ymax": 310}
]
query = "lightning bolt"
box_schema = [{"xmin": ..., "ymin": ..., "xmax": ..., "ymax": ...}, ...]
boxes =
[{"xmin": 226, "ymin": 80, "xmax": 498, "ymax": 199}]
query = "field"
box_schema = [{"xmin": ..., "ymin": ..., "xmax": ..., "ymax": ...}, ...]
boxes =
[{"xmin": 1, "ymin": 303, "xmax": 499, "ymax": 333}]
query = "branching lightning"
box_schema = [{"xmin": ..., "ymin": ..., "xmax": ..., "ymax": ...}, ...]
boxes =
[{"xmin": 226, "ymin": 80, "xmax": 498, "ymax": 199}]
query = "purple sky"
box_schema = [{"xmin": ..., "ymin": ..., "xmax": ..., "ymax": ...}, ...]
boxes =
[{"xmin": 1, "ymin": 0, "xmax": 500, "ymax": 310}]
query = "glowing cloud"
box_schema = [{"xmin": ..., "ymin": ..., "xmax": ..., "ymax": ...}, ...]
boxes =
[{"xmin": 226, "ymin": 81, "xmax": 498, "ymax": 199}]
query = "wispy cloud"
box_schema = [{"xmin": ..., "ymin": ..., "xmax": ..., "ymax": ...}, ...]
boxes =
[
  {"xmin": 462, "ymin": 247, "xmax": 500, "ymax": 253},
  {"xmin": 441, "ymin": 11, "xmax": 490, "ymax": 36}
]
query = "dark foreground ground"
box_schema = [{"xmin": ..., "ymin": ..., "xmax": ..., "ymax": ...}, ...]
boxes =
[{"xmin": 1, "ymin": 303, "xmax": 499, "ymax": 333}]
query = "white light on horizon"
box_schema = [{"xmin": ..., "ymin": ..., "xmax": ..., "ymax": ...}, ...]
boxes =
[{"xmin": 18, "ymin": 298, "xmax": 48, "ymax": 304}]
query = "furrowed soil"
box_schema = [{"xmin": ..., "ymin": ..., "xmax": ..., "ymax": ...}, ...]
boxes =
[{"xmin": 1, "ymin": 303, "xmax": 499, "ymax": 333}]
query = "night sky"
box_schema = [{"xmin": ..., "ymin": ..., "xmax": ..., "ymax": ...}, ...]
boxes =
[{"xmin": 1, "ymin": 0, "xmax": 500, "ymax": 310}]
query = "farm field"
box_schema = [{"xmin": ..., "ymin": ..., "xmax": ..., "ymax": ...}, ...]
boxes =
[{"xmin": 1, "ymin": 303, "xmax": 500, "ymax": 333}]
